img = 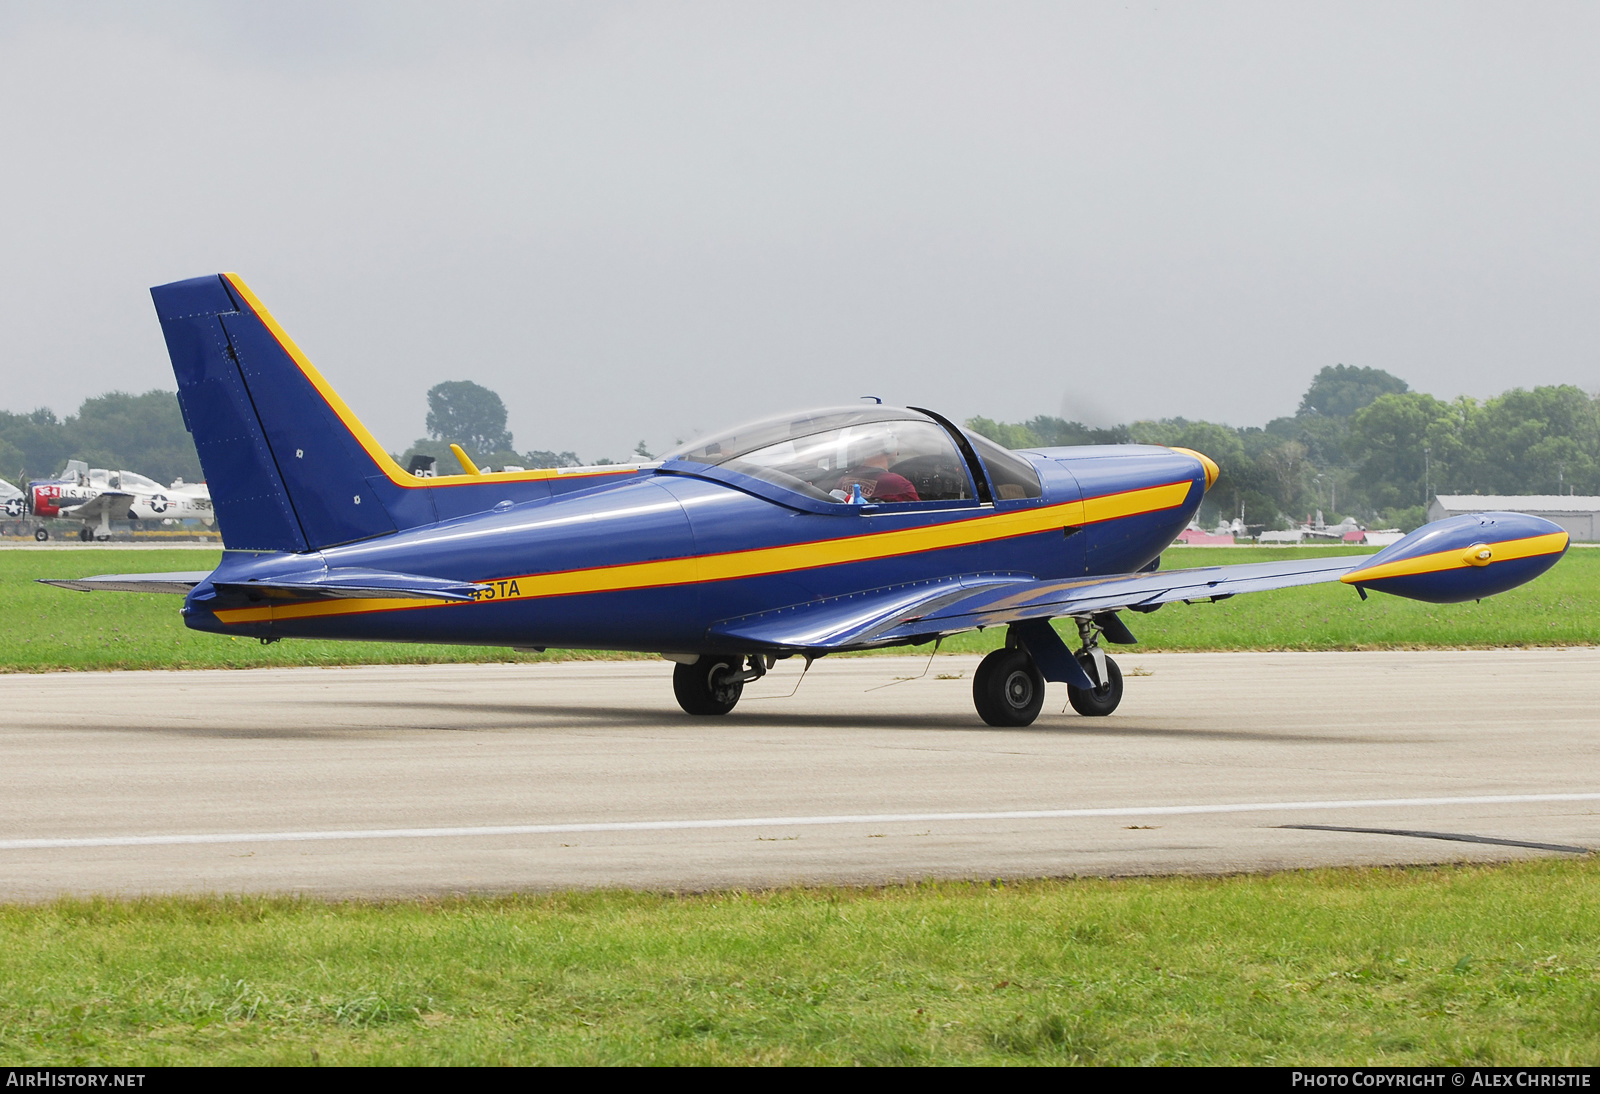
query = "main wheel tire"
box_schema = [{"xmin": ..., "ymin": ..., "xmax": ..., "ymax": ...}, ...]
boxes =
[
  {"xmin": 34, "ymin": 528, "xmax": 48, "ymax": 541},
  {"xmin": 1066, "ymin": 654, "xmax": 1123, "ymax": 717},
  {"xmin": 79, "ymin": 528, "xmax": 91, "ymax": 542},
  {"xmin": 972, "ymin": 647, "xmax": 1046, "ymax": 727},
  {"xmin": 673, "ymin": 657, "xmax": 744, "ymax": 716}
]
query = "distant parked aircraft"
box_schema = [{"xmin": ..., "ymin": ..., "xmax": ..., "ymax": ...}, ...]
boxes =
[
  {"xmin": 1258, "ymin": 512, "xmax": 1402, "ymax": 546},
  {"xmin": 28, "ymin": 461, "xmax": 213, "ymax": 541},
  {"xmin": 0, "ymin": 477, "xmax": 24, "ymax": 518}
]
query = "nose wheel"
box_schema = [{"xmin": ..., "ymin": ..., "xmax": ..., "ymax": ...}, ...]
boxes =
[{"xmin": 1066, "ymin": 653, "xmax": 1123, "ymax": 717}]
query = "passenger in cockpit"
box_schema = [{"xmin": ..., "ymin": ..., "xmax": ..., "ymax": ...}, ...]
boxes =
[{"xmin": 832, "ymin": 432, "xmax": 920, "ymax": 503}]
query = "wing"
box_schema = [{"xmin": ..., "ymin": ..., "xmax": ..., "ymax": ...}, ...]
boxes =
[
  {"xmin": 57, "ymin": 492, "xmax": 134, "ymax": 521},
  {"xmin": 39, "ymin": 572, "xmax": 214, "ymax": 595},
  {"xmin": 708, "ymin": 574, "xmax": 1034, "ymax": 650},
  {"xmin": 708, "ymin": 556, "xmax": 1360, "ymax": 651}
]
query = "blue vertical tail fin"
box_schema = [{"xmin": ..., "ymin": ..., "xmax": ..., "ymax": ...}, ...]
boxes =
[
  {"xmin": 154, "ymin": 273, "xmax": 426, "ymax": 552},
  {"xmin": 153, "ymin": 272, "xmax": 636, "ymax": 553}
]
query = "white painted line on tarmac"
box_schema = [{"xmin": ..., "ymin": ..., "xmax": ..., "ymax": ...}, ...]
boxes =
[{"xmin": 2, "ymin": 792, "xmax": 1597, "ymax": 851}]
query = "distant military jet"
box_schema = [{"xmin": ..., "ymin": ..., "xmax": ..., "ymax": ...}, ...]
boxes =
[{"xmin": 43, "ymin": 274, "xmax": 1570, "ymax": 726}]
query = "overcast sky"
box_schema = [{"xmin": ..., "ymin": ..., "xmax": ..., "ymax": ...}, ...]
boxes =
[{"xmin": 1, "ymin": 2, "xmax": 1597, "ymax": 460}]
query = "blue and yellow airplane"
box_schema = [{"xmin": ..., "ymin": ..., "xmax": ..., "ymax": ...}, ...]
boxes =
[{"xmin": 46, "ymin": 274, "xmax": 1571, "ymax": 726}]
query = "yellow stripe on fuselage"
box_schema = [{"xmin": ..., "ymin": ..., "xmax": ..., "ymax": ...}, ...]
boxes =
[
  {"xmin": 212, "ymin": 479, "xmax": 1196, "ymax": 625},
  {"xmin": 221, "ymin": 273, "xmax": 633, "ymax": 490},
  {"xmin": 1340, "ymin": 531, "xmax": 1569, "ymax": 585}
]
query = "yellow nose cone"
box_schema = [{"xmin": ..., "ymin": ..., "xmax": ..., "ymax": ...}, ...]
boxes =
[{"xmin": 1170, "ymin": 447, "xmax": 1220, "ymax": 491}]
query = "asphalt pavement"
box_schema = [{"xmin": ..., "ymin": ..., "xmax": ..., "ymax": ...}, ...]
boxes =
[{"xmin": 1, "ymin": 649, "xmax": 1596, "ymax": 899}]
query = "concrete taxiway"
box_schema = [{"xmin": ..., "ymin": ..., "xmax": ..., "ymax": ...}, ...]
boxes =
[{"xmin": 1, "ymin": 649, "xmax": 1596, "ymax": 899}]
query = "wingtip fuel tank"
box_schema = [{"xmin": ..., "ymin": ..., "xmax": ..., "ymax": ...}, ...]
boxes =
[{"xmin": 1341, "ymin": 512, "xmax": 1569, "ymax": 603}]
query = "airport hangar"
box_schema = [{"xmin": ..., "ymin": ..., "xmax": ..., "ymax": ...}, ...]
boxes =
[{"xmin": 1428, "ymin": 495, "xmax": 1600, "ymax": 542}]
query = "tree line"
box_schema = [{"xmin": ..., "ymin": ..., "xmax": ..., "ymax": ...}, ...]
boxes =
[
  {"xmin": 0, "ymin": 391, "xmax": 201, "ymax": 487},
  {"xmin": 0, "ymin": 381, "xmax": 623, "ymax": 488},
  {"xmin": 967, "ymin": 365, "xmax": 1600, "ymax": 530}
]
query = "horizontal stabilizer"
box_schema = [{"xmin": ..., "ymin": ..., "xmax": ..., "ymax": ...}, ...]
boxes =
[
  {"xmin": 212, "ymin": 566, "xmax": 487, "ymax": 603},
  {"xmin": 39, "ymin": 572, "xmax": 212, "ymax": 595}
]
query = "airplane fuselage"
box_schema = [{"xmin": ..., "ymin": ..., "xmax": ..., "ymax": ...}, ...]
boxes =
[
  {"xmin": 183, "ymin": 444, "xmax": 1206, "ymax": 654},
  {"xmin": 28, "ymin": 480, "xmax": 99, "ymax": 518}
]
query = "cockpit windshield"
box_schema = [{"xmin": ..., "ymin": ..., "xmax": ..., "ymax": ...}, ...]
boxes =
[
  {"xmin": 119, "ymin": 471, "xmax": 162, "ymax": 492},
  {"xmin": 962, "ymin": 431, "xmax": 1043, "ymax": 500},
  {"xmin": 664, "ymin": 407, "xmax": 975, "ymax": 504}
]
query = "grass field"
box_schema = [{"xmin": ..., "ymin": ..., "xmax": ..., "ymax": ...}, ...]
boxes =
[
  {"xmin": 2, "ymin": 545, "xmax": 1594, "ymax": 672},
  {"xmin": 2, "ymin": 859, "xmax": 1597, "ymax": 1065}
]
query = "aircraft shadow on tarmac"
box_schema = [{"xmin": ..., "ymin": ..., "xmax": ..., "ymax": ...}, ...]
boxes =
[
  {"xmin": 262, "ymin": 697, "xmax": 1428, "ymax": 745},
  {"xmin": 48, "ymin": 697, "xmax": 1430, "ymax": 744}
]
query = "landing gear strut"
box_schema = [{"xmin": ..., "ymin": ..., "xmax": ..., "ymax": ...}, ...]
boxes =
[
  {"xmin": 672, "ymin": 655, "xmax": 767, "ymax": 716},
  {"xmin": 1066, "ymin": 617, "xmax": 1123, "ymax": 718}
]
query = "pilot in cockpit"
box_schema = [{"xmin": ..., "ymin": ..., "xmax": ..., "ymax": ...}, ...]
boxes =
[{"xmin": 830, "ymin": 429, "xmax": 920, "ymax": 503}]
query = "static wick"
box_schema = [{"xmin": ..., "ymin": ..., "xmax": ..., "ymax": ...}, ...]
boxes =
[
  {"xmin": 745, "ymin": 656, "xmax": 814, "ymax": 701},
  {"xmin": 866, "ymin": 637, "xmax": 942, "ymax": 692}
]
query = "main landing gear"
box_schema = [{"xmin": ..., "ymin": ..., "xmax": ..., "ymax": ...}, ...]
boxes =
[
  {"xmin": 671, "ymin": 655, "xmax": 771, "ymax": 716},
  {"xmin": 972, "ymin": 616, "xmax": 1126, "ymax": 727},
  {"xmin": 972, "ymin": 647, "xmax": 1045, "ymax": 727}
]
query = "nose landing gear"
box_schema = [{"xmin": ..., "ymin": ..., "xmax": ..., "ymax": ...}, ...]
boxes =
[
  {"xmin": 1066, "ymin": 616, "xmax": 1123, "ymax": 718},
  {"xmin": 1066, "ymin": 652, "xmax": 1123, "ymax": 717}
]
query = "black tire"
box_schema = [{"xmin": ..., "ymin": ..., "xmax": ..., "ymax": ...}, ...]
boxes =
[
  {"xmin": 1067, "ymin": 654, "xmax": 1123, "ymax": 717},
  {"xmin": 673, "ymin": 658, "xmax": 744, "ymax": 716},
  {"xmin": 972, "ymin": 647, "xmax": 1046, "ymax": 727},
  {"xmin": 34, "ymin": 528, "xmax": 48, "ymax": 542},
  {"xmin": 78, "ymin": 528, "xmax": 91, "ymax": 542}
]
